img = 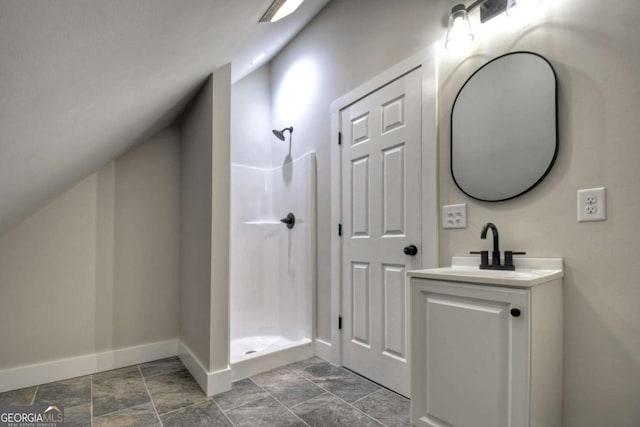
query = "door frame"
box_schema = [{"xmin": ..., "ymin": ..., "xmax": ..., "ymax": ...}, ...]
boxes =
[{"xmin": 328, "ymin": 46, "xmax": 440, "ymax": 366}]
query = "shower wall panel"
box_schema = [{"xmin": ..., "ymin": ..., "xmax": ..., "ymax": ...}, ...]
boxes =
[{"xmin": 230, "ymin": 153, "xmax": 315, "ymax": 349}]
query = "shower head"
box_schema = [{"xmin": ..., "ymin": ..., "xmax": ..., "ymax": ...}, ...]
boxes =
[{"xmin": 272, "ymin": 126, "xmax": 293, "ymax": 142}]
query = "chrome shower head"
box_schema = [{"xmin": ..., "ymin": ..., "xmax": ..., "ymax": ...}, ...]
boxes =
[{"xmin": 272, "ymin": 126, "xmax": 293, "ymax": 142}]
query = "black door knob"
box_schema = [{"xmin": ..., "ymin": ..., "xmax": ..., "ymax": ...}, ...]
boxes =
[
  {"xmin": 280, "ymin": 213, "xmax": 295, "ymax": 229},
  {"xmin": 510, "ymin": 308, "xmax": 521, "ymax": 317},
  {"xmin": 403, "ymin": 245, "xmax": 418, "ymax": 256}
]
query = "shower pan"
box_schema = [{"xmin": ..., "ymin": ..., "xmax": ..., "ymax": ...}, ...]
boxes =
[{"xmin": 229, "ymin": 152, "xmax": 316, "ymax": 379}]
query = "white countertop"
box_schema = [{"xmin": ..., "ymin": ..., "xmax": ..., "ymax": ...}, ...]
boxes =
[{"xmin": 408, "ymin": 257, "xmax": 563, "ymax": 288}]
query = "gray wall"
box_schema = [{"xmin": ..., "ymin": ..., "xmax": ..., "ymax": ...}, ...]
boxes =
[
  {"xmin": 0, "ymin": 127, "xmax": 181, "ymax": 369},
  {"xmin": 268, "ymin": 0, "xmax": 640, "ymax": 425},
  {"xmin": 179, "ymin": 76, "xmax": 214, "ymax": 370},
  {"xmin": 179, "ymin": 65, "xmax": 232, "ymax": 372},
  {"xmin": 209, "ymin": 64, "xmax": 231, "ymax": 372},
  {"xmin": 231, "ymin": 64, "xmax": 272, "ymax": 169}
]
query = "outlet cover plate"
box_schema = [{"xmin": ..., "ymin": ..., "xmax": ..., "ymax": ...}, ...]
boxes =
[
  {"xmin": 442, "ymin": 204, "xmax": 467, "ymax": 229},
  {"xmin": 577, "ymin": 187, "xmax": 606, "ymax": 222}
]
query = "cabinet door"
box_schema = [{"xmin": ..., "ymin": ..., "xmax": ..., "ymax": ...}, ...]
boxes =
[{"xmin": 411, "ymin": 279, "xmax": 529, "ymax": 427}]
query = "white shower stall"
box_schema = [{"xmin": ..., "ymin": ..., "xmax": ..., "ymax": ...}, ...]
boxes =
[{"xmin": 229, "ymin": 152, "xmax": 316, "ymax": 378}]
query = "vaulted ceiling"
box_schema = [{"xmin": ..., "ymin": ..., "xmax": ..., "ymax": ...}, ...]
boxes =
[{"xmin": 0, "ymin": 0, "xmax": 329, "ymax": 236}]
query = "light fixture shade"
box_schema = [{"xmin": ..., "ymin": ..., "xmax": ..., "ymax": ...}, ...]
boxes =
[
  {"xmin": 445, "ymin": 4, "xmax": 474, "ymax": 51},
  {"xmin": 506, "ymin": 0, "xmax": 543, "ymax": 17}
]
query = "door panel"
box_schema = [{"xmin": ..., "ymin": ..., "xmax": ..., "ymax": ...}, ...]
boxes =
[
  {"xmin": 382, "ymin": 96, "xmax": 405, "ymax": 133},
  {"xmin": 352, "ymin": 113, "xmax": 370, "ymax": 145},
  {"xmin": 382, "ymin": 144, "xmax": 405, "ymax": 235},
  {"xmin": 382, "ymin": 264, "xmax": 406, "ymax": 360},
  {"xmin": 411, "ymin": 279, "xmax": 529, "ymax": 427},
  {"xmin": 341, "ymin": 68, "xmax": 422, "ymax": 396},
  {"xmin": 351, "ymin": 157, "xmax": 370, "ymax": 237},
  {"xmin": 351, "ymin": 262, "xmax": 371, "ymax": 348},
  {"xmin": 426, "ymin": 295, "xmax": 509, "ymax": 427}
]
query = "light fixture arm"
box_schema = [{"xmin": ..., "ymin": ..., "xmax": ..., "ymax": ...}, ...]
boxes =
[
  {"xmin": 465, "ymin": 0, "xmax": 487, "ymax": 12},
  {"xmin": 454, "ymin": 0, "xmax": 508, "ymax": 23}
]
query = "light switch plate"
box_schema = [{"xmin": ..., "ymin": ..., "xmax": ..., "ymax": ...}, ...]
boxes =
[
  {"xmin": 442, "ymin": 204, "xmax": 467, "ymax": 229},
  {"xmin": 577, "ymin": 187, "xmax": 606, "ymax": 222}
]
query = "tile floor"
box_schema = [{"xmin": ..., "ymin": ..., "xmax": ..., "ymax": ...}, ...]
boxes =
[{"xmin": 0, "ymin": 357, "xmax": 410, "ymax": 426}]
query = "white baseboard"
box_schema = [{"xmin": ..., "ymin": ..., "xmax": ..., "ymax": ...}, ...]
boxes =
[
  {"xmin": 177, "ymin": 340, "xmax": 231, "ymax": 396},
  {"xmin": 0, "ymin": 338, "xmax": 320, "ymax": 396},
  {"xmin": 0, "ymin": 339, "xmax": 178, "ymax": 393},
  {"xmin": 314, "ymin": 338, "xmax": 332, "ymax": 362},
  {"xmin": 230, "ymin": 340, "xmax": 314, "ymax": 381}
]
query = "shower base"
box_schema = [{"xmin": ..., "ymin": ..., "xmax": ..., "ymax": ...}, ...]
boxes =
[{"xmin": 230, "ymin": 335, "xmax": 313, "ymax": 381}]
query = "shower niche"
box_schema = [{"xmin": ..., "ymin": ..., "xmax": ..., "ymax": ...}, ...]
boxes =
[{"xmin": 229, "ymin": 153, "xmax": 316, "ymax": 378}]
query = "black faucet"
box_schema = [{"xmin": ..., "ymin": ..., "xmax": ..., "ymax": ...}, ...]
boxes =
[
  {"xmin": 481, "ymin": 222, "xmax": 500, "ymax": 266},
  {"xmin": 470, "ymin": 222, "xmax": 526, "ymax": 271}
]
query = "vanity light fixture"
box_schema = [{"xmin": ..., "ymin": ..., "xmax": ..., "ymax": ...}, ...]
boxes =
[
  {"xmin": 445, "ymin": 0, "xmax": 543, "ymax": 50},
  {"xmin": 259, "ymin": 0, "xmax": 305, "ymax": 23},
  {"xmin": 445, "ymin": 4, "xmax": 474, "ymax": 51}
]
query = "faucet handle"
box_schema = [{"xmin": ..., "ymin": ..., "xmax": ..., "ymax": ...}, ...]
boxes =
[
  {"xmin": 470, "ymin": 250, "xmax": 489, "ymax": 267},
  {"xmin": 504, "ymin": 251, "xmax": 526, "ymax": 268}
]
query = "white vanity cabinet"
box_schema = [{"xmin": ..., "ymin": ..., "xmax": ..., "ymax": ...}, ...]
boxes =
[{"xmin": 409, "ymin": 257, "xmax": 563, "ymax": 427}]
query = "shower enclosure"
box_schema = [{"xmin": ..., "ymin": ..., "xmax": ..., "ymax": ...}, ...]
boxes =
[{"xmin": 229, "ymin": 152, "xmax": 315, "ymax": 378}]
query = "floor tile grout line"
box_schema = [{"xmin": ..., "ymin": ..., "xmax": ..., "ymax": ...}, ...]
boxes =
[
  {"xmin": 305, "ymin": 363, "xmax": 403, "ymax": 426},
  {"xmin": 341, "ymin": 392, "xmax": 390, "ymax": 427},
  {"xmin": 91, "ymin": 401, "xmax": 156, "ymax": 420},
  {"xmin": 137, "ymin": 365, "xmax": 163, "ymax": 427},
  {"xmin": 287, "ymin": 376, "xmax": 335, "ymax": 411},
  {"xmin": 343, "ymin": 366, "xmax": 410, "ymax": 402},
  {"xmin": 241, "ymin": 368, "xmax": 323, "ymax": 413},
  {"xmin": 157, "ymin": 398, "xmax": 209, "ymax": 418},
  {"xmin": 216, "ymin": 360, "xmax": 397, "ymax": 427},
  {"xmin": 249, "ymin": 378, "xmax": 311, "ymax": 427},
  {"xmin": 216, "ymin": 377, "xmax": 270, "ymax": 413},
  {"xmin": 217, "ymin": 395, "xmax": 266, "ymax": 413},
  {"xmin": 305, "ymin": 377, "xmax": 386, "ymax": 426},
  {"xmin": 211, "ymin": 398, "xmax": 238, "ymax": 427},
  {"xmin": 141, "ymin": 366, "xmax": 186, "ymax": 380},
  {"xmin": 30, "ymin": 385, "xmax": 38, "ymax": 405},
  {"xmin": 351, "ymin": 388, "xmax": 382, "ymax": 405},
  {"xmin": 337, "ymin": 367, "xmax": 409, "ymax": 427}
]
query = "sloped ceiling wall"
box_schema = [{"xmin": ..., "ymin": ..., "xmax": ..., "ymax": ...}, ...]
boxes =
[{"xmin": 0, "ymin": 0, "xmax": 329, "ymax": 236}]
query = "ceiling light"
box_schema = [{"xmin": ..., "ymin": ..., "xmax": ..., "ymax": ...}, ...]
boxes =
[
  {"xmin": 259, "ymin": 0, "xmax": 305, "ymax": 23},
  {"xmin": 445, "ymin": 4, "xmax": 474, "ymax": 51},
  {"xmin": 252, "ymin": 52, "xmax": 268, "ymax": 65}
]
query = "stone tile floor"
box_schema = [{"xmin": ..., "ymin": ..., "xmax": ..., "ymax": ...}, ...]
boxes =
[{"xmin": 0, "ymin": 357, "xmax": 410, "ymax": 426}]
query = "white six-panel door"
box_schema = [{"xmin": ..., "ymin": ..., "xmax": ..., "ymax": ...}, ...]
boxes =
[{"xmin": 340, "ymin": 68, "xmax": 422, "ymax": 396}]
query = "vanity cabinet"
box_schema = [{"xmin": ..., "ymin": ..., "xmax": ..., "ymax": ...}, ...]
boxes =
[{"xmin": 409, "ymin": 258, "xmax": 563, "ymax": 427}]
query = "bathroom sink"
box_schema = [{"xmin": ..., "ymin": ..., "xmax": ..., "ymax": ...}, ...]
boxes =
[{"xmin": 408, "ymin": 256, "xmax": 563, "ymax": 288}]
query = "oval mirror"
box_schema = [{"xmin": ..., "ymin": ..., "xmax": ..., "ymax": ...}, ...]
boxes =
[{"xmin": 451, "ymin": 51, "xmax": 558, "ymax": 202}]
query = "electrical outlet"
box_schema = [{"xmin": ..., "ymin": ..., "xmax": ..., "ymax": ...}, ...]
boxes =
[
  {"xmin": 577, "ymin": 187, "xmax": 606, "ymax": 222},
  {"xmin": 442, "ymin": 204, "xmax": 467, "ymax": 229}
]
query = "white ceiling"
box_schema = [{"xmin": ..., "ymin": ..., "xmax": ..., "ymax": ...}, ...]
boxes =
[{"xmin": 0, "ymin": 0, "xmax": 329, "ymax": 236}]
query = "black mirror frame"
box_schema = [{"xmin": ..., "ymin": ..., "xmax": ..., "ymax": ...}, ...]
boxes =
[{"xmin": 450, "ymin": 51, "xmax": 559, "ymax": 202}]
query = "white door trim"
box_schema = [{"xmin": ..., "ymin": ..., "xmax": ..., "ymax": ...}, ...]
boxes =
[{"xmin": 329, "ymin": 46, "xmax": 439, "ymax": 366}]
